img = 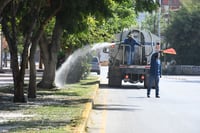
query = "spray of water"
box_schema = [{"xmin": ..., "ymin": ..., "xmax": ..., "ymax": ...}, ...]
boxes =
[{"xmin": 55, "ymin": 42, "xmax": 113, "ymax": 87}]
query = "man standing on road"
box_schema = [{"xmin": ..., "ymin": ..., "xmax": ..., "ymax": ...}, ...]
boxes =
[{"xmin": 147, "ymin": 52, "xmax": 161, "ymax": 98}]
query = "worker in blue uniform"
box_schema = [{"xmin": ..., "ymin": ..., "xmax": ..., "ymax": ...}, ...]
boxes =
[
  {"xmin": 147, "ymin": 52, "xmax": 162, "ymax": 98},
  {"xmin": 124, "ymin": 34, "xmax": 142, "ymax": 65}
]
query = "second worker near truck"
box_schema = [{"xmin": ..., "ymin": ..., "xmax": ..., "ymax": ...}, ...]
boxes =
[
  {"xmin": 147, "ymin": 52, "xmax": 162, "ymax": 98},
  {"xmin": 124, "ymin": 34, "xmax": 143, "ymax": 65}
]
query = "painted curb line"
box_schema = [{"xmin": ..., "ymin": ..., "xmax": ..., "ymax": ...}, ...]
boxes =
[{"xmin": 74, "ymin": 82, "xmax": 99, "ymax": 133}]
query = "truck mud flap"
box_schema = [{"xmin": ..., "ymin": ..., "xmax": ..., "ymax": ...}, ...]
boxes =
[{"xmin": 108, "ymin": 67, "xmax": 122, "ymax": 87}]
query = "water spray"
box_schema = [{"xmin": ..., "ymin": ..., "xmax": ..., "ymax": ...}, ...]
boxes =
[{"xmin": 55, "ymin": 42, "xmax": 113, "ymax": 87}]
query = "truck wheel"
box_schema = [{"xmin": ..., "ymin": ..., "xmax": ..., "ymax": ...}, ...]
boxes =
[
  {"xmin": 108, "ymin": 67, "xmax": 122, "ymax": 87},
  {"xmin": 108, "ymin": 76, "xmax": 122, "ymax": 87},
  {"xmin": 97, "ymin": 71, "xmax": 100, "ymax": 75}
]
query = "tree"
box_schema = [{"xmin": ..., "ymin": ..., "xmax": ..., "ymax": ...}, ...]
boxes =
[
  {"xmin": 37, "ymin": 15, "xmax": 63, "ymax": 89},
  {"xmin": 1, "ymin": 1, "xmax": 39, "ymax": 102},
  {"xmin": 0, "ymin": 0, "xmax": 12, "ymax": 16},
  {"xmin": 164, "ymin": 0, "xmax": 200, "ymax": 65},
  {"xmin": 29, "ymin": 0, "xmax": 63, "ymax": 93},
  {"xmin": 1, "ymin": 0, "xmax": 59, "ymax": 101},
  {"xmin": 25, "ymin": 0, "xmax": 62, "ymax": 99}
]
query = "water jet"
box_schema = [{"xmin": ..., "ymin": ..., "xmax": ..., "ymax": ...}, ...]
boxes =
[{"xmin": 55, "ymin": 42, "xmax": 113, "ymax": 87}]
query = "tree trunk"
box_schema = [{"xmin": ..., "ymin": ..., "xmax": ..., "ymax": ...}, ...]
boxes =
[
  {"xmin": 28, "ymin": 30, "xmax": 43, "ymax": 98},
  {"xmin": 2, "ymin": 1, "xmax": 39, "ymax": 102},
  {"xmin": 37, "ymin": 59, "xmax": 56, "ymax": 89},
  {"xmin": 0, "ymin": 0, "xmax": 12, "ymax": 15},
  {"xmin": 12, "ymin": 53, "xmax": 26, "ymax": 103},
  {"xmin": 28, "ymin": 43, "xmax": 37, "ymax": 98},
  {"xmin": 17, "ymin": 29, "xmax": 35, "ymax": 101},
  {"xmin": 39, "ymin": 52, "xmax": 43, "ymax": 69},
  {"xmin": 1, "ymin": 2, "xmax": 27, "ymax": 102},
  {"xmin": 37, "ymin": 18, "xmax": 63, "ymax": 89}
]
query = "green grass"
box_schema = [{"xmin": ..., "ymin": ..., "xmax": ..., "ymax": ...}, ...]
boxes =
[{"xmin": 0, "ymin": 76, "xmax": 99, "ymax": 133}]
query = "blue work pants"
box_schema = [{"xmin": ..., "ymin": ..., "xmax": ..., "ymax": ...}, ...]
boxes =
[
  {"xmin": 126, "ymin": 46, "xmax": 134, "ymax": 65},
  {"xmin": 147, "ymin": 75, "xmax": 160, "ymax": 96}
]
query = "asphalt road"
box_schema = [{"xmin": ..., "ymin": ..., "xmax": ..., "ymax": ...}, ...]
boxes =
[{"xmin": 87, "ymin": 66, "xmax": 200, "ymax": 133}]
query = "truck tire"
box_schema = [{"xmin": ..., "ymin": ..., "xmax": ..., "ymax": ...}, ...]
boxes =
[
  {"xmin": 108, "ymin": 77, "xmax": 122, "ymax": 87},
  {"xmin": 108, "ymin": 67, "xmax": 122, "ymax": 87}
]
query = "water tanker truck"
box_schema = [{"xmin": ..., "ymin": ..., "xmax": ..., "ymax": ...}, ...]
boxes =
[{"xmin": 104, "ymin": 28, "xmax": 160, "ymax": 88}]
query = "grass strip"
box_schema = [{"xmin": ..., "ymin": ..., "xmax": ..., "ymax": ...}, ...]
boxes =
[{"xmin": 0, "ymin": 75, "xmax": 99, "ymax": 133}]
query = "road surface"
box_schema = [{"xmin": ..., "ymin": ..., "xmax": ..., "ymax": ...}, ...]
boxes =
[{"xmin": 87, "ymin": 66, "xmax": 200, "ymax": 133}]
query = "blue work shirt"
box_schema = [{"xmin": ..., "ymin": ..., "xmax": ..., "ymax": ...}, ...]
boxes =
[
  {"xmin": 150, "ymin": 53, "xmax": 161, "ymax": 77},
  {"xmin": 124, "ymin": 38, "xmax": 140, "ymax": 52}
]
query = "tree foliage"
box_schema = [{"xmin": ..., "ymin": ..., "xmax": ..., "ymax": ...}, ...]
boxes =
[
  {"xmin": 141, "ymin": 12, "xmax": 168, "ymax": 36},
  {"xmin": 164, "ymin": 0, "xmax": 200, "ymax": 65},
  {"xmin": 134, "ymin": 0, "xmax": 159, "ymax": 13},
  {"xmin": 0, "ymin": 0, "xmax": 12, "ymax": 16},
  {"xmin": 59, "ymin": 0, "xmax": 149, "ymax": 54}
]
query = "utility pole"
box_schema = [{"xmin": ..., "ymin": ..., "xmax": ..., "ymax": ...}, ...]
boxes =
[
  {"xmin": 158, "ymin": 0, "xmax": 161, "ymax": 44},
  {"xmin": 0, "ymin": 25, "xmax": 2, "ymax": 69}
]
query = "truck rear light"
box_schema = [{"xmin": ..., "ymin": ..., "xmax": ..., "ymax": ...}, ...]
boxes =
[
  {"xmin": 125, "ymin": 75, "xmax": 129, "ymax": 79},
  {"xmin": 111, "ymin": 45, "xmax": 115, "ymax": 48},
  {"xmin": 141, "ymin": 75, "xmax": 145, "ymax": 80},
  {"xmin": 145, "ymin": 66, "xmax": 150, "ymax": 68}
]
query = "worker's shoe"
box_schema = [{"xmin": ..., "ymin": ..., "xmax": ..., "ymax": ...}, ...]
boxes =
[
  {"xmin": 156, "ymin": 95, "xmax": 160, "ymax": 98},
  {"xmin": 147, "ymin": 95, "xmax": 150, "ymax": 98}
]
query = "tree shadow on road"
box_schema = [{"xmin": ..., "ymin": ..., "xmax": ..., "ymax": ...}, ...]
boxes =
[
  {"xmin": 99, "ymin": 83, "xmax": 146, "ymax": 90},
  {"xmin": 93, "ymin": 103, "xmax": 141, "ymax": 112}
]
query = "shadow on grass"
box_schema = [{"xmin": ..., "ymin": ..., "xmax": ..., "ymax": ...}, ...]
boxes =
[
  {"xmin": 29, "ymin": 98, "xmax": 91, "ymax": 106},
  {"xmin": 0, "ymin": 96, "xmax": 91, "ymax": 111},
  {"xmin": 0, "ymin": 118, "xmax": 72, "ymax": 132},
  {"xmin": 0, "ymin": 93, "xmax": 80, "ymax": 110},
  {"xmin": 81, "ymin": 80, "xmax": 100, "ymax": 85},
  {"xmin": 0, "ymin": 75, "xmax": 98, "ymax": 132},
  {"xmin": 37, "ymin": 90, "xmax": 80, "ymax": 97},
  {"xmin": 0, "ymin": 85, "xmax": 91, "ymax": 111},
  {"xmin": 0, "ymin": 88, "xmax": 91, "ymax": 132}
]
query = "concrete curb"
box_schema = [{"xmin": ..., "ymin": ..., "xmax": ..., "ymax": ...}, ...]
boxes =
[{"xmin": 74, "ymin": 83, "xmax": 99, "ymax": 133}]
